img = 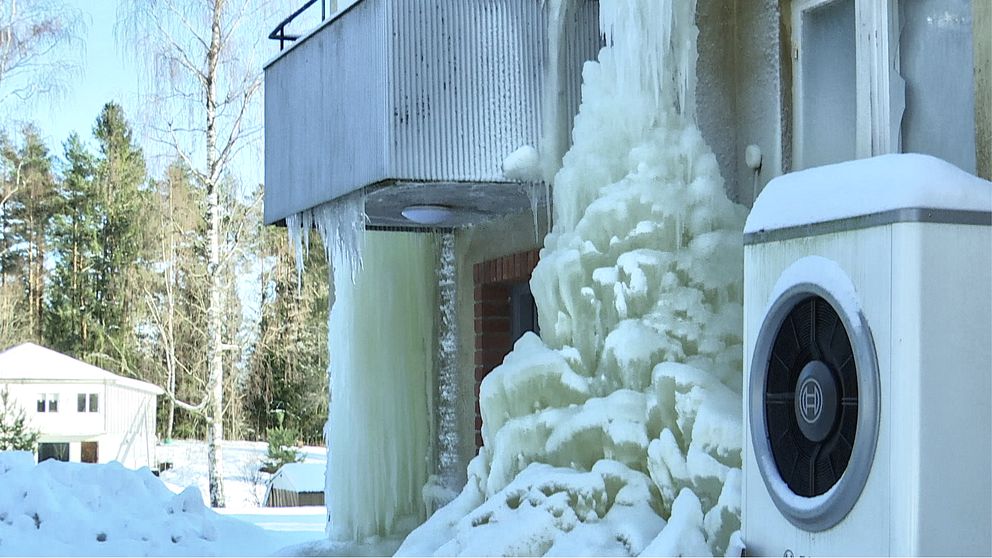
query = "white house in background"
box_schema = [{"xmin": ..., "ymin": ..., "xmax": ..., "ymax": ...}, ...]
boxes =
[{"xmin": 0, "ymin": 343, "xmax": 163, "ymax": 470}]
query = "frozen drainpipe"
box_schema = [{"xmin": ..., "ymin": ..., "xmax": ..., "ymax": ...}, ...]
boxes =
[{"xmin": 436, "ymin": 232, "xmax": 459, "ymax": 498}]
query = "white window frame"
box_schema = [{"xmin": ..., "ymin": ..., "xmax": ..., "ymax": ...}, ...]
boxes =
[{"xmin": 792, "ymin": 0, "xmax": 905, "ymax": 170}]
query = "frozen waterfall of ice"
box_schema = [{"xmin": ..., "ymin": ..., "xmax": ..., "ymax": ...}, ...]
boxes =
[
  {"xmin": 398, "ymin": 0, "xmax": 747, "ymax": 555},
  {"xmin": 288, "ymin": 198, "xmax": 439, "ymax": 542},
  {"xmin": 324, "ymin": 230, "xmax": 437, "ymax": 541}
]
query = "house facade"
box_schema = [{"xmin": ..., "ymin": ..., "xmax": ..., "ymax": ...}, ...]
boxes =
[
  {"xmin": 262, "ymin": 0, "xmax": 990, "ymax": 539},
  {"xmin": 0, "ymin": 343, "xmax": 163, "ymax": 470}
]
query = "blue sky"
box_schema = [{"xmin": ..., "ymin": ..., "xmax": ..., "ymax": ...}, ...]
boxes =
[
  {"xmin": 15, "ymin": 0, "xmax": 289, "ymax": 188},
  {"xmin": 22, "ymin": 1, "xmax": 142, "ymax": 151}
]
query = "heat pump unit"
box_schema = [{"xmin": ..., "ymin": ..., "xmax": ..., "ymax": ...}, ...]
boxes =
[{"xmin": 742, "ymin": 154, "xmax": 992, "ymax": 556}]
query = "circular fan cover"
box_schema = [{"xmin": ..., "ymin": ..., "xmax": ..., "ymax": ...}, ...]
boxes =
[{"xmin": 763, "ymin": 295, "xmax": 858, "ymax": 497}]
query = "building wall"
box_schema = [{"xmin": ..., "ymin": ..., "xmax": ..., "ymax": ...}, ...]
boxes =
[
  {"xmin": 104, "ymin": 384, "xmax": 158, "ymax": 469},
  {"xmin": 1, "ymin": 380, "xmax": 158, "ymax": 470},
  {"xmin": 471, "ymin": 249, "xmax": 540, "ymax": 449},
  {"xmin": 695, "ymin": 0, "xmax": 786, "ymax": 208},
  {"xmin": 453, "ymin": 210, "xmax": 548, "ymax": 484},
  {"xmin": 974, "ymin": 0, "xmax": 991, "ymax": 180},
  {"xmin": 2, "ymin": 381, "xmax": 107, "ymax": 438}
]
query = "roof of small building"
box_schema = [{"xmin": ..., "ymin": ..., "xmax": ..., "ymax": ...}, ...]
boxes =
[
  {"xmin": 0, "ymin": 343, "xmax": 164, "ymax": 395},
  {"xmin": 269, "ymin": 462, "xmax": 325, "ymax": 493}
]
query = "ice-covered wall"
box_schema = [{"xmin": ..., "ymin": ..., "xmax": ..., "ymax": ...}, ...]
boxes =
[
  {"xmin": 324, "ymin": 230, "xmax": 437, "ymax": 541},
  {"xmin": 288, "ymin": 197, "xmax": 439, "ymax": 542},
  {"xmin": 399, "ymin": 1, "xmax": 747, "ymax": 555},
  {"xmin": 452, "ymin": 211, "xmax": 550, "ymax": 480}
]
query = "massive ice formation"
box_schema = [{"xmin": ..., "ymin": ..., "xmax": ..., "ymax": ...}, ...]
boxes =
[
  {"xmin": 399, "ymin": 0, "xmax": 746, "ymax": 555},
  {"xmin": 325, "ymin": 230, "xmax": 437, "ymax": 541}
]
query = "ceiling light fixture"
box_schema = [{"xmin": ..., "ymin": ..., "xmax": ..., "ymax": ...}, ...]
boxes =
[{"xmin": 401, "ymin": 204, "xmax": 456, "ymax": 225}]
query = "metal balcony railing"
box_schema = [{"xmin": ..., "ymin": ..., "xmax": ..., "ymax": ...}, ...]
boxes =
[{"xmin": 268, "ymin": 0, "xmax": 327, "ymax": 50}]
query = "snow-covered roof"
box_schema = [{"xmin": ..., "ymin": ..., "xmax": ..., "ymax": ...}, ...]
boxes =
[
  {"xmin": 745, "ymin": 154, "xmax": 992, "ymax": 235},
  {"xmin": 270, "ymin": 462, "xmax": 325, "ymax": 493},
  {"xmin": 0, "ymin": 343, "xmax": 164, "ymax": 395}
]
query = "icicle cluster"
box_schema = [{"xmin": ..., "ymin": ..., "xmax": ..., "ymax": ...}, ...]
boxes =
[
  {"xmin": 399, "ymin": 1, "xmax": 746, "ymax": 555},
  {"xmin": 286, "ymin": 193, "xmax": 367, "ymax": 286}
]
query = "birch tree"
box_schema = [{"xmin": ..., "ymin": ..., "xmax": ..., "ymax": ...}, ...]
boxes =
[
  {"xmin": 120, "ymin": 0, "xmax": 273, "ymax": 507},
  {"xmin": 0, "ymin": 0, "xmax": 82, "ymax": 107}
]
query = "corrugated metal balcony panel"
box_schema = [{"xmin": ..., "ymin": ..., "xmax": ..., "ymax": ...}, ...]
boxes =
[
  {"xmin": 388, "ymin": 0, "xmax": 545, "ymax": 182},
  {"xmin": 263, "ymin": 0, "xmax": 602, "ymax": 226},
  {"xmin": 264, "ymin": 0, "xmax": 392, "ymax": 224}
]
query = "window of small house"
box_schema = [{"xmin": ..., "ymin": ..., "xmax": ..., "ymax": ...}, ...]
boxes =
[
  {"xmin": 37, "ymin": 393, "xmax": 59, "ymax": 412},
  {"xmin": 898, "ymin": 0, "xmax": 976, "ymax": 173},
  {"xmin": 77, "ymin": 393, "xmax": 99, "ymax": 412},
  {"xmin": 38, "ymin": 442, "xmax": 69, "ymax": 462}
]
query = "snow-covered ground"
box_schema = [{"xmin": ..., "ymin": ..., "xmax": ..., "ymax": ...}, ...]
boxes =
[
  {"xmin": 0, "ymin": 441, "xmax": 330, "ymax": 556},
  {"xmin": 156, "ymin": 439, "xmax": 327, "ymax": 508}
]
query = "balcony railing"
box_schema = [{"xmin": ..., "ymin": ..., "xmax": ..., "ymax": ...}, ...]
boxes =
[{"xmin": 268, "ymin": 0, "xmax": 327, "ymax": 50}]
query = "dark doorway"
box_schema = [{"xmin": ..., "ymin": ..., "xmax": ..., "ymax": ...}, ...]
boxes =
[
  {"xmin": 81, "ymin": 441, "xmax": 99, "ymax": 463},
  {"xmin": 38, "ymin": 442, "xmax": 69, "ymax": 462},
  {"xmin": 510, "ymin": 281, "xmax": 539, "ymax": 340}
]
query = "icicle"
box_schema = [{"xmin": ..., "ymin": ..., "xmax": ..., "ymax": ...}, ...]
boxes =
[
  {"xmin": 285, "ymin": 212, "xmax": 307, "ymax": 290},
  {"xmin": 526, "ymin": 183, "xmax": 541, "ymax": 243}
]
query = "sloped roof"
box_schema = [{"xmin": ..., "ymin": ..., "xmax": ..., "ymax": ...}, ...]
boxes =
[
  {"xmin": 0, "ymin": 343, "xmax": 164, "ymax": 395},
  {"xmin": 270, "ymin": 462, "xmax": 325, "ymax": 493}
]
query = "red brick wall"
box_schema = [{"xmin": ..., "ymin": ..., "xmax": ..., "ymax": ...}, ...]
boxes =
[{"xmin": 472, "ymin": 249, "xmax": 540, "ymax": 450}]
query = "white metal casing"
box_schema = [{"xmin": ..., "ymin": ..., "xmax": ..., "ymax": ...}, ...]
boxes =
[{"xmin": 742, "ymin": 155, "xmax": 992, "ymax": 556}]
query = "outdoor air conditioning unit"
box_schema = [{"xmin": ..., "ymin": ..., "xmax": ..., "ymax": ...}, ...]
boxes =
[{"xmin": 741, "ymin": 154, "xmax": 992, "ymax": 556}]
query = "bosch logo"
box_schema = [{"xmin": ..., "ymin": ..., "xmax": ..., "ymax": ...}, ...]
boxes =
[{"xmin": 799, "ymin": 378, "xmax": 823, "ymax": 423}]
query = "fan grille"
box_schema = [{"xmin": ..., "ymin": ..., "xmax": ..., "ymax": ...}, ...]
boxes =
[{"xmin": 764, "ymin": 295, "xmax": 858, "ymax": 497}]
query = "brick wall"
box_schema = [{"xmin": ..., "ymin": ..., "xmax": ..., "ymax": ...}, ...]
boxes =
[{"xmin": 472, "ymin": 249, "xmax": 540, "ymax": 450}]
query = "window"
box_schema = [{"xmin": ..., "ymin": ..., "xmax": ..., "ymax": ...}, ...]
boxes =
[
  {"xmin": 38, "ymin": 442, "xmax": 69, "ymax": 462},
  {"xmin": 36, "ymin": 393, "xmax": 59, "ymax": 413},
  {"xmin": 77, "ymin": 393, "xmax": 99, "ymax": 413},
  {"xmin": 795, "ymin": 0, "xmax": 858, "ymax": 169},
  {"xmin": 791, "ymin": 0, "xmax": 977, "ymax": 172}
]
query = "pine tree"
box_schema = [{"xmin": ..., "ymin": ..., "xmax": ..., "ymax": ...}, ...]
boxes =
[
  {"xmin": 0, "ymin": 388, "xmax": 39, "ymax": 451},
  {"xmin": 88, "ymin": 102, "xmax": 151, "ymax": 374},
  {"xmin": 46, "ymin": 133, "xmax": 100, "ymax": 355},
  {"xmin": 0, "ymin": 125, "xmax": 57, "ymax": 342},
  {"xmin": 245, "ymin": 223, "xmax": 329, "ymax": 444}
]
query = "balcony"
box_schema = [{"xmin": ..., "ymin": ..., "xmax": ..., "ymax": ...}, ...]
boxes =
[{"xmin": 263, "ymin": 0, "xmax": 600, "ymax": 227}]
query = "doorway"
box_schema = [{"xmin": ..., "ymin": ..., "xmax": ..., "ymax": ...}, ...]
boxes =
[{"xmin": 81, "ymin": 441, "xmax": 99, "ymax": 463}]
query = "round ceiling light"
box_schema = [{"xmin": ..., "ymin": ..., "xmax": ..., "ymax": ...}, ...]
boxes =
[{"xmin": 401, "ymin": 204, "xmax": 455, "ymax": 225}]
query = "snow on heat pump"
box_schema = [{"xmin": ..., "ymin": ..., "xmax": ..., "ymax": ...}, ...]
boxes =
[{"xmin": 741, "ymin": 154, "xmax": 992, "ymax": 556}]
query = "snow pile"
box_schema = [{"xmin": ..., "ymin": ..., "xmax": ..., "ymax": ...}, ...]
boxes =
[
  {"xmin": 0, "ymin": 452, "xmax": 280, "ymax": 556},
  {"xmin": 399, "ymin": 0, "xmax": 746, "ymax": 555}
]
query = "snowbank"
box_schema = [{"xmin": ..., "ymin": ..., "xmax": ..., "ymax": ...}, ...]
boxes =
[
  {"xmin": 0, "ymin": 452, "xmax": 281, "ymax": 556},
  {"xmin": 399, "ymin": 1, "xmax": 746, "ymax": 556}
]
